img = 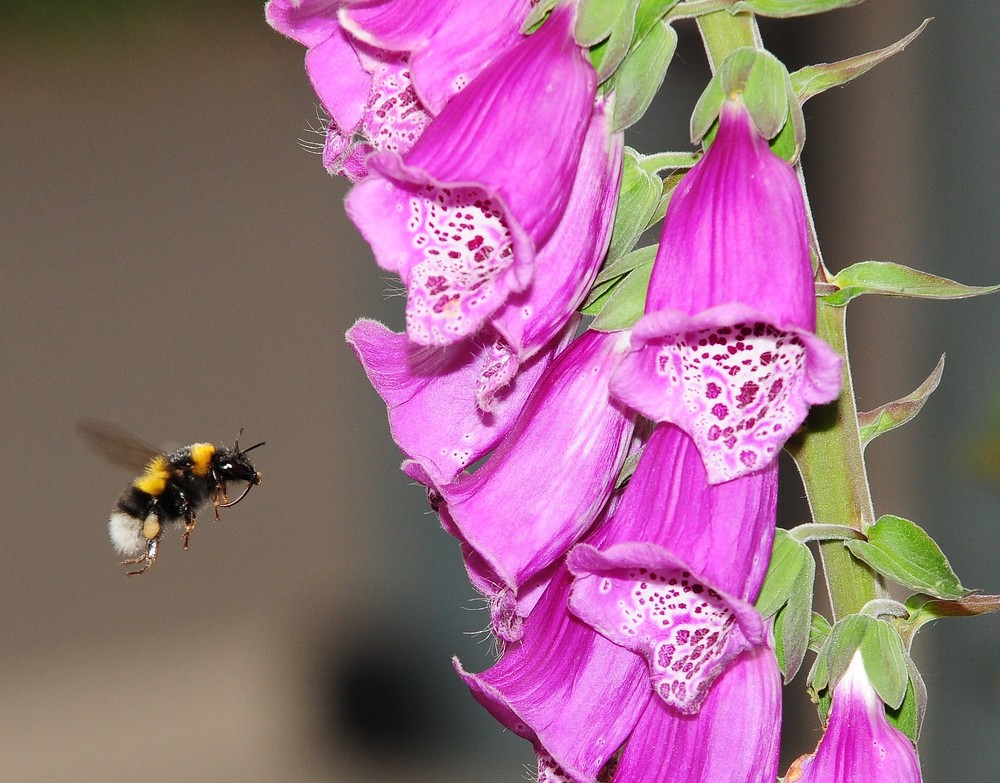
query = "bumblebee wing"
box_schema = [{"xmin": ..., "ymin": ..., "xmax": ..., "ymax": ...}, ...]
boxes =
[{"xmin": 76, "ymin": 418, "xmax": 161, "ymax": 471}]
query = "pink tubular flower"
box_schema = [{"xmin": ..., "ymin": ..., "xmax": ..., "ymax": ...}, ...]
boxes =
[
  {"xmin": 265, "ymin": 0, "xmax": 433, "ymax": 180},
  {"xmin": 786, "ymin": 652, "xmax": 922, "ymax": 783},
  {"xmin": 612, "ymin": 643, "xmax": 781, "ymax": 783},
  {"xmin": 422, "ymin": 329, "xmax": 636, "ymax": 626},
  {"xmin": 610, "ymin": 99, "xmax": 842, "ymax": 484},
  {"xmin": 346, "ymin": 318, "xmax": 576, "ymax": 486},
  {"xmin": 345, "ymin": 5, "xmax": 598, "ymax": 346},
  {"xmin": 458, "ymin": 563, "xmax": 653, "ymax": 782},
  {"xmin": 568, "ymin": 422, "xmax": 776, "ymax": 713}
]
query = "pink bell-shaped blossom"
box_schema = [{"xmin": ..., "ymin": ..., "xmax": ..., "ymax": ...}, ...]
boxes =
[
  {"xmin": 345, "ymin": 5, "xmax": 597, "ymax": 346},
  {"xmin": 265, "ymin": 0, "xmax": 432, "ymax": 180},
  {"xmin": 611, "ymin": 99, "xmax": 842, "ymax": 484},
  {"xmin": 420, "ymin": 330, "xmax": 636, "ymax": 625},
  {"xmin": 786, "ymin": 652, "xmax": 922, "ymax": 783}
]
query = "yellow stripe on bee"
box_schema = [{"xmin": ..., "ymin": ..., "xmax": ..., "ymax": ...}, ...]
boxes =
[
  {"xmin": 133, "ymin": 455, "xmax": 171, "ymax": 496},
  {"xmin": 189, "ymin": 443, "xmax": 216, "ymax": 476}
]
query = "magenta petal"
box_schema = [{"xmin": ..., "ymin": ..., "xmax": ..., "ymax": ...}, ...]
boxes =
[
  {"xmin": 304, "ymin": 27, "xmax": 371, "ymax": 134},
  {"xmin": 345, "ymin": 6, "xmax": 596, "ymax": 345},
  {"xmin": 788, "ymin": 653, "xmax": 923, "ymax": 783},
  {"xmin": 568, "ymin": 542, "xmax": 764, "ymax": 714},
  {"xmin": 439, "ymin": 330, "xmax": 635, "ymax": 593},
  {"xmin": 457, "ymin": 566, "xmax": 652, "ymax": 781},
  {"xmin": 265, "ymin": 0, "xmax": 342, "ymax": 49},
  {"xmin": 644, "ymin": 100, "xmax": 814, "ymax": 330},
  {"xmin": 493, "ymin": 100, "xmax": 623, "ymax": 360},
  {"xmin": 347, "ymin": 319, "xmax": 564, "ymax": 484},
  {"xmin": 342, "ymin": 0, "xmax": 533, "ymax": 114},
  {"xmin": 614, "ymin": 645, "xmax": 781, "ymax": 783},
  {"xmin": 611, "ymin": 304, "xmax": 843, "ymax": 483}
]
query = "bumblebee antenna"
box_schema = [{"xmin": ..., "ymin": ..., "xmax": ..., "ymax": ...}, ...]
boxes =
[{"xmin": 240, "ymin": 441, "xmax": 266, "ymax": 455}]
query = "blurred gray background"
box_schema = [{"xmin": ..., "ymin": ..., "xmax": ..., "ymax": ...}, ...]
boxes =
[{"xmin": 1, "ymin": 1, "xmax": 997, "ymax": 781}]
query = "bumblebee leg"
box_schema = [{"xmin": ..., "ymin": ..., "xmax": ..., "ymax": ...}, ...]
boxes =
[
  {"xmin": 212, "ymin": 476, "xmax": 229, "ymax": 521},
  {"xmin": 123, "ymin": 538, "xmax": 159, "ymax": 576},
  {"xmin": 182, "ymin": 511, "xmax": 198, "ymax": 550}
]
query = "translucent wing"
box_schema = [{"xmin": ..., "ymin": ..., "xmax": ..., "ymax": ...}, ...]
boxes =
[{"xmin": 76, "ymin": 418, "xmax": 161, "ymax": 472}]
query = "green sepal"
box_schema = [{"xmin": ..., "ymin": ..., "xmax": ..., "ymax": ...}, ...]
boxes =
[
  {"xmin": 588, "ymin": 0, "xmax": 640, "ymax": 82},
  {"xmin": 858, "ymin": 355, "xmax": 945, "ymax": 449},
  {"xmin": 647, "ymin": 170, "xmax": 685, "ymax": 230},
  {"xmin": 822, "ymin": 260, "xmax": 1000, "ymax": 306},
  {"xmin": 731, "ymin": 0, "xmax": 864, "ymax": 17},
  {"xmin": 810, "ymin": 614, "xmax": 909, "ymax": 712},
  {"xmin": 575, "ymin": 0, "xmax": 627, "ymax": 45},
  {"xmin": 886, "ymin": 653, "xmax": 925, "ymax": 742},
  {"xmin": 809, "ymin": 611, "xmax": 832, "ymax": 652},
  {"xmin": 520, "ymin": 0, "xmax": 558, "ymax": 33},
  {"xmin": 792, "ymin": 20, "xmax": 931, "ymax": 104},
  {"xmin": 860, "ymin": 618, "xmax": 908, "ymax": 710},
  {"xmin": 589, "ymin": 258, "xmax": 654, "ymax": 331},
  {"xmin": 581, "ymin": 244, "xmax": 658, "ymax": 314},
  {"xmin": 845, "ymin": 515, "xmax": 967, "ymax": 600},
  {"xmin": 606, "ymin": 149, "xmax": 662, "ymax": 263},
  {"xmin": 690, "ymin": 48, "xmax": 792, "ymax": 143},
  {"xmin": 756, "ymin": 530, "xmax": 815, "ymax": 681},
  {"xmin": 610, "ymin": 20, "xmax": 677, "ymax": 132}
]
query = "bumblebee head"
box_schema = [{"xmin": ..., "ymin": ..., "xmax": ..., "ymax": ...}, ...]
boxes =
[{"xmin": 216, "ymin": 430, "xmax": 265, "ymax": 491}]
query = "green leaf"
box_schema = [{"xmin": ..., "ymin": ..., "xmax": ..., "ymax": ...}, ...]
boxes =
[
  {"xmin": 607, "ymin": 150, "xmax": 661, "ymax": 262},
  {"xmin": 845, "ymin": 515, "xmax": 967, "ymax": 600},
  {"xmin": 792, "ymin": 20, "xmax": 931, "ymax": 104},
  {"xmin": 590, "ymin": 0, "xmax": 640, "ymax": 82},
  {"xmin": 903, "ymin": 593, "xmax": 1000, "ymax": 636},
  {"xmin": 739, "ymin": 50, "xmax": 789, "ymax": 139},
  {"xmin": 590, "ymin": 259, "xmax": 653, "ymax": 331},
  {"xmin": 822, "ymin": 260, "xmax": 1000, "ymax": 306},
  {"xmin": 858, "ymin": 355, "xmax": 945, "ymax": 449},
  {"xmin": 860, "ymin": 620, "xmax": 908, "ymax": 710},
  {"xmin": 611, "ymin": 20, "xmax": 677, "ymax": 132},
  {"xmin": 731, "ymin": 0, "xmax": 864, "ymax": 17},
  {"xmin": 823, "ymin": 614, "xmax": 873, "ymax": 689},
  {"xmin": 633, "ymin": 0, "xmax": 681, "ymax": 39}
]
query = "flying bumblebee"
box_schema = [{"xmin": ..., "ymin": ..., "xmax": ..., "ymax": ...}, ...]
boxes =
[{"xmin": 77, "ymin": 419, "xmax": 264, "ymax": 575}]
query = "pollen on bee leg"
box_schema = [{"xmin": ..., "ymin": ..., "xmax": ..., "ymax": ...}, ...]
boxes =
[{"xmin": 142, "ymin": 515, "xmax": 161, "ymax": 541}]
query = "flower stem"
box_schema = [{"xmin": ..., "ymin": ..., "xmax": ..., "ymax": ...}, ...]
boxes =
[{"xmin": 696, "ymin": 8, "xmax": 883, "ymax": 621}]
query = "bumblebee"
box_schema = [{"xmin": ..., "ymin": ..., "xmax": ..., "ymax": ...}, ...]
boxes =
[{"xmin": 78, "ymin": 419, "xmax": 264, "ymax": 575}]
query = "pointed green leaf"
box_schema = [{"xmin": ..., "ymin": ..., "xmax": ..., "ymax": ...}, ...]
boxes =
[
  {"xmin": 845, "ymin": 515, "xmax": 967, "ymax": 600},
  {"xmin": 633, "ymin": 0, "xmax": 681, "ymax": 38},
  {"xmin": 590, "ymin": 258, "xmax": 653, "ymax": 330},
  {"xmin": 611, "ymin": 21, "xmax": 677, "ymax": 132},
  {"xmin": 903, "ymin": 593, "xmax": 1000, "ymax": 636},
  {"xmin": 607, "ymin": 150, "xmax": 661, "ymax": 263},
  {"xmin": 731, "ymin": 0, "xmax": 864, "ymax": 17},
  {"xmin": 860, "ymin": 619, "xmax": 908, "ymax": 710},
  {"xmin": 823, "ymin": 260, "xmax": 1000, "ymax": 306},
  {"xmin": 792, "ymin": 20, "xmax": 931, "ymax": 104},
  {"xmin": 740, "ymin": 50, "xmax": 789, "ymax": 140},
  {"xmin": 647, "ymin": 170, "xmax": 685, "ymax": 230},
  {"xmin": 859, "ymin": 355, "xmax": 945, "ymax": 448}
]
